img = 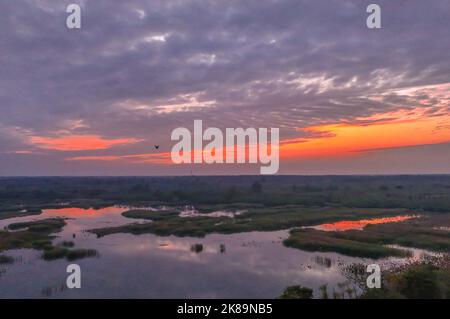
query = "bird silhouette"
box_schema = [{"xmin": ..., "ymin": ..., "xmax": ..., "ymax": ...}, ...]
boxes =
[{"xmin": 154, "ymin": 145, "xmax": 159, "ymax": 149}]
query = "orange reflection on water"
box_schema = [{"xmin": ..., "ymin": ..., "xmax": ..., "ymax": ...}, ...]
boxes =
[
  {"xmin": 315, "ymin": 215, "xmax": 417, "ymax": 231},
  {"xmin": 42, "ymin": 206, "xmax": 127, "ymax": 218}
]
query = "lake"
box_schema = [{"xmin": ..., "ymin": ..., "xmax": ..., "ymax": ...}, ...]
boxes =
[{"xmin": 0, "ymin": 206, "xmax": 436, "ymax": 298}]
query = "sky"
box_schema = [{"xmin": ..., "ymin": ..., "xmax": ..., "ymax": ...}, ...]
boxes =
[{"xmin": 0, "ymin": 0, "xmax": 449, "ymax": 176}]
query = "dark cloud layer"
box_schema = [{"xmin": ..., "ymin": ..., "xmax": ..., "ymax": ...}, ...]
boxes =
[{"xmin": 0, "ymin": 0, "xmax": 449, "ymax": 175}]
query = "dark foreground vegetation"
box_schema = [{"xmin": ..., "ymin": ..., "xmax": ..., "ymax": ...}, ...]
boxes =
[
  {"xmin": 346, "ymin": 255, "xmax": 450, "ymax": 299},
  {"xmin": 279, "ymin": 285, "xmax": 313, "ymax": 299},
  {"xmin": 361, "ymin": 255, "xmax": 450, "ymax": 299}
]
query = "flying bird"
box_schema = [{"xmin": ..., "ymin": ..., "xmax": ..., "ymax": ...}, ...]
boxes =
[{"xmin": 154, "ymin": 145, "xmax": 159, "ymax": 149}]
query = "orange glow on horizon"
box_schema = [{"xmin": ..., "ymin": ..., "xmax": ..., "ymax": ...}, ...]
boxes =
[
  {"xmin": 280, "ymin": 107, "xmax": 450, "ymax": 159},
  {"xmin": 64, "ymin": 111, "xmax": 450, "ymax": 165},
  {"xmin": 281, "ymin": 82, "xmax": 450, "ymax": 159}
]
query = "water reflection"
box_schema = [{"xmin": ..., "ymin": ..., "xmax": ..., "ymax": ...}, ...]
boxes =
[
  {"xmin": 313, "ymin": 256, "xmax": 333, "ymax": 268},
  {"xmin": 190, "ymin": 244, "xmax": 203, "ymax": 253},
  {"xmin": 310, "ymin": 215, "xmax": 418, "ymax": 231}
]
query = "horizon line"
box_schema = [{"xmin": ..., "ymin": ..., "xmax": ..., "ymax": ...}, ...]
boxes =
[{"xmin": 1, "ymin": 174, "xmax": 450, "ymax": 178}]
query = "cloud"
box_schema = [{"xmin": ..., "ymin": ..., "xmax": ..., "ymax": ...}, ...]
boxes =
[
  {"xmin": 4, "ymin": 150, "xmax": 34, "ymax": 155},
  {"xmin": 0, "ymin": 0, "xmax": 449, "ymax": 174},
  {"xmin": 66, "ymin": 152, "xmax": 172, "ymax": 165},
  {"xmin": 30, "ymin": 135, "xmax": 142, "ymax": 151}
]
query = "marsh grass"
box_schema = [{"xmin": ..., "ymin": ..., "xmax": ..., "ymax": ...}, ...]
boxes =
[
  {"xmin": 284, "ymin": 228, "xmax": 410, "ymax": 258},
  {"xmin": 42, "ymin": 247, "xmax": 98, "ymax": 261},
  {"xmin": 284, "ymin": 214, "xmax": 450, "ymax": 258},
  {"xmin": 91, "ymin": 206, "xmax": 412, "ymax": 238},
  {"xmin": 42, "ymin": 247, "xmax": 69, "ymax": 260},
  {"xmin": 0, "ymin": 209, "xmax": 42, "ymax": 220},
  {"xmin": 122, "ymin": 209, "xmax": 179, "ymax": 220},
  {"xmin": 0, "ymin": 218, "xmax": 65, "ymax": 252},
  {"xmin": 360, "ymin": 255, "xmax": 450, "ymax": 299},
  {"xmin": 58, "ymin": 241, "xmax": 75, "ymax": 248},
  {"xmin": 7, "ymin": 218, "xmax": 66, "ymax": 232},
  {"xmin": 66, "ymin": 249, "xmax": 98, "ymax": 261}
]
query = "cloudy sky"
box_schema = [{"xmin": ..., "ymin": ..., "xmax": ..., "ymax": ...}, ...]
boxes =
[{"xmin": 0, "ymin": 0, "xmax": 449, "ymax": 175}]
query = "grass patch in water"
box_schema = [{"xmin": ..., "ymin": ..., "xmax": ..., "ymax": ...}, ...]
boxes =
[
  {"xmin": 7, "ymin": 218, "xmax": 66, "ymax": 232},
  {"xmin": 122, "ymin": 209, "xmax": 179, "ymax": 221},
  {"xmin": 42, "ymin": 247, "xmax": 69, "ymax": 260},
  {"xmin": 66, "ymin": 249, "xmax": 98, "ymax": 261},
  {"xmin": 42, "ymin": 247, "xmax": 98, "ymax": 261},
  {"xmin": 0, "ymin": 209, "xmax": 42, "ymax": 220},
  {"xmin": 0, "ymin": 218, "xmax": 66, "ymax": 252},
  {"xmin": 0, "ymin": 218, "xmax": 98, "ymax": 261},
  {"xmin": 91, "ymin": 206, "xmax": 411, "ymax": 238},
  {"xmin": 0, "ymin": 255, "xmax": 14, "ymax": 264},
  {"xmin": 58, "ymin": 241, "xmax": 75, "ymax": 248},
  {"xmin": 284, "ymin": 228, "xmax": 410, "ymax": 258}
]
